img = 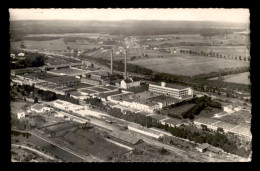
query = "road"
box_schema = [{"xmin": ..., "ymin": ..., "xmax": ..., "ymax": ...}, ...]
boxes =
[{"xmin": 12, "ymin": 144, "xmax": 56, "ymax": 161}]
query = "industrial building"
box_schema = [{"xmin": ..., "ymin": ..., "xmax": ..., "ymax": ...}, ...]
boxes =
[
  {"xmin": 31, "ymin": 103, "xmax": 53, "ymax": 114},
  {"xmin": 80, "ymin": 70, "xmax": 110, "ymax": 85},
  {"xmin": 108, "ymin": 131, "xmax": 143, "ymax": 145},
  {"xmin": 53, "ymin": 100, "xmax": 85, "ymax": 112},
  {"xmin": 120, "ymin": 79, "xmax": 141, "ymax": 89},
  {"xmin": 194, "ymin": 117, "xmax": 252, "ymax": 140},
  {"xmin": 109, "ymin": 93, "xmax": 161, "ymax": 113},
  {"xmin": 160, "ymin": 118, "xmax": 183, "ymax": 127},
  {"xmin": 196, "ymin": 143, "xmax": 222, "ymax": 154},
  {"xmin": 148, "ymin": 82, "xmax": 193, "ymax": 100}
]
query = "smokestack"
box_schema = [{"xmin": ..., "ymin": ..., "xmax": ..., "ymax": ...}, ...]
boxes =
[
  {"xmin": 124, "ymin": 49, "xmax": 127, "ymax": 79},
  {"xmin": 111, "ymin": 50, "xmax": 113, "ymax": 74}
]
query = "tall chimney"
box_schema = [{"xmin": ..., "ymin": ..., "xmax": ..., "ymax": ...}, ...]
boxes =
[
  {"xmin": 111, "ymin": 50, "xmax": 113, "ymax": 74},
  {"xmin": 124, "ymin": 49, "xmax": 127, "ymax": 79}
]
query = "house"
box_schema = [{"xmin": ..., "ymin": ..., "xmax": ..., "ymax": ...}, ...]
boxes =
[
  {"xmin": 17, "ymin": 111, "xmax": 25, "ymax": 119},
  {"xmin": 234, "ymin": 106, "xmax": 242, "ymax": 112},
  {"xmin": 223, "ymin": 105, "xmax": 234, "ymax": 113},
  {"xmin": 31, "ymin": 103, "xmax": 52, "ymax": 113},
  {"xmin": 18, "ymin": 53, "xmax": 25, "ymax": 57},
  {"xmin": 196, "ymin": 143, "xmax": 210, "ymax": 153},
  {"xmin": 10, "ymin": 53, "xmax": 16, "ymax": 58}
]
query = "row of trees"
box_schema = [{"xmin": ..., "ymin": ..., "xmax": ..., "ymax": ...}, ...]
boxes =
[
  {"xmin": 84, "ymin": 97, "xmax": 250, "ymax": 158},
  {"xmin": 180, "ymin": 49, "xmax": 250, "ymax": 62}
]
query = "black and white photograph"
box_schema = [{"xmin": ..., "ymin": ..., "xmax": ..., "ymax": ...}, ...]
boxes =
[{"xmin": 9, "ymin": 8, "xmax": 251, "ymax": 162}]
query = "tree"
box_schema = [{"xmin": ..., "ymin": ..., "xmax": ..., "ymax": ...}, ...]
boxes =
[
  {"xmin": 34, "ymin": 97, "xmax": 38, "ymax": 103},
  {"xmin": 160, "ymin": 147, "xmax": 168, "ymax": 155},
  {"xmin": 20, "ymin": 43, "xmax": 26, "ymax": 49},
  {"xmin": 217, "ymin": 127, "xmax": 224, "ymax": 134}
]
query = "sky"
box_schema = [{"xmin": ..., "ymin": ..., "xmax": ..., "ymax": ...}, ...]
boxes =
[{"xmin": 9, "ymin": 8, "xmax": 250, "ymax": 23}]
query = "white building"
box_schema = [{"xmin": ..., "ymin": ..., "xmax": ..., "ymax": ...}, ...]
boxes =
[
  {"xmin": 31, "ymin": 103, "xmax": 52, "ymax": 113},
  {"xmin": 120, "ymin": 79, "xmax": 140, "ymax": 89},
  {"xmin": 149, "ymin": 82, "xmax": 193, "ymax": 100},
  {"xmin": 18, "ymin": 53, "xmax": 25, "ymax": 57},
  {"xmin": 10, "ymin": 53, "xmax": 16, "ymax": 58},
  {"xmin": 17, "ymin": 111, "xmax": 25, "ymax": 119},
  {"xmin": 223, "ymin": 105, "xmax": 234, "ymax": 114},
  {"xmin": 53, "ymin": 100, "xmax": 85, "ymax": 112}
]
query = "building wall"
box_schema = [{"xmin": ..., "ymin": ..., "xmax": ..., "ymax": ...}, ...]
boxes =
[
  {"xmin": 149, "ymin": 84, "xmax": 193, "ymax": 100},
  {"xmin": 81, "ymin": 78, "xmax": 101, "ymax": 85},
  {"xmin": 121, "ymin": 80, "xmax": 141, "ymax": 89}
]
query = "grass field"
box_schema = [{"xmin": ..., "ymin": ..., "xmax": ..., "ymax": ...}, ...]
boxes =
[
  {"xmin": 129, "ymin": 55, "xmax": 249, "ymax": 76},
  {"xmin": 161, "ymin": 104, "xmax": 196, "ymax": 116},
  {"xmin": 63, "ymin": 128, "xmax": 128, "ymax": 161},
  {"xmin": 208, "ymin": 72, "xmax": 250, "ymax": 85},
  {"xmin": 12, "ymin": 39, "xmax": 102, "ymax": 51}
]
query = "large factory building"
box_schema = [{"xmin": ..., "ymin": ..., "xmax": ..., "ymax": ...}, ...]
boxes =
[{"xmin": 148, "ymin": 82, "xmax": 193, "ymax": 100}]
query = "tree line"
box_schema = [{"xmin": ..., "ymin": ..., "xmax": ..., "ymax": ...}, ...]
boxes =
[
  {"xmin": 179, "ymin": 49, "xmax": 250, "ymax": 62},
  {"xmin": 10, "ymin": 52, "xmax": 45, "ymax": 69}
]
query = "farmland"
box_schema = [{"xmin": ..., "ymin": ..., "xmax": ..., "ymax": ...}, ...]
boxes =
[
  {"xmin": 11, "ymin": 39, "xmax": 101, "ymax": 51},
  {"xmin": 208, "ymin": 72, "xmax": 250, "ymax": 85},
  {"xmin": 129, "ymin": 55, "xmax": 249, "ymax": 76}
]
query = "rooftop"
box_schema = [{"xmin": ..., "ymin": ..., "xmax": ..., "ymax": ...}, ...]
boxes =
[
  {"xmin": 109, "ymin": 131, "xmax": 142, "ymax": 145},
  {"xmin": 197, "ymin": 143, "xmax": 210, "ymax": 150},
  {"xmin": 148, "ymin": 95, "xmax": 180, "ymax": 103},
  {"xmin": 149, "ymin": 82, "xmax": 190, "ymax": 90},
  {"xmin": 97, "ymin": 91, "xmax": 122, "ymax": 99},
  {"xmin": 162, "ymin": 118, "xmax": 183, "ymax": 126},
  {"xmin": 78, "ymin": 88, "xmax": 98, "ymax": 95},
  {"xmin": 31, "ymin": 103, "xmax": 45, "ymax": 111},
  {"xmin": 194, "ymin": 117, "xmax": 219, "ymax": 125},
  {"xmin": 134, "ymin": 91, "xmax": 159, "ymax": 100}
]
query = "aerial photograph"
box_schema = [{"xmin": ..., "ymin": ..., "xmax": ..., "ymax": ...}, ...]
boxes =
[{"xmin": 9, "ymin": 8, "xmax": 251, "ymax": 162}]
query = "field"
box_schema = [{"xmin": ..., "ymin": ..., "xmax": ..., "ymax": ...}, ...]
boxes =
[
  {"xmin": 216, "ymin": 110, "xmax": 251, "ymax": 128},
  {"xmin": 208, "ymin": 72, "xmax": 250, "ymax": 85},
  {"xmin": 129, "ymin": 55, "xmax": 249, "ymax": 76},
  {"xmin": 161, "ymin": 104, "xmax": 196, "ymax": 116},
  {"xmin": 12, "ymin": 39, "xmax": 101, "ymax": 51},
  {"xmin": 62, "ymin": 128, "xmax": 129, "ymax": 161}
]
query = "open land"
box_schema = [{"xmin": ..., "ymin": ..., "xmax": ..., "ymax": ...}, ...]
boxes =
[
  {"xmin": 129, "ymin": 56, "xmax": 249, "ymax": 76},
  {"xmin": 208, "ymin": 72, "xmax": 250, "ymax": 85}
]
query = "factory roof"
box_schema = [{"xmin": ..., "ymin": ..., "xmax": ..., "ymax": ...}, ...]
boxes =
[
  {"xmin": 109, "ymin": 131, "xmax": 142, "ymax": 145},
  {"xmin": 134, "ymin": 91, "xmax": 159, "ymax": 100},
  {"xmin": 148, "ymin": 95, "xmax": 180, "ymax": 104},
  {"xmin": 162, "ymin": 118, "xmax": 183, "ymax": 126},
  {"xmin": 149, "ymin": 82, "xmax": 190, "ymax": 90},
  {"xmin": 194, "ymin": 117, "xmax": 220, "ymax": 125},
  {"xmin": 97, "ymin": 91, "xmax": 122, "ymax": 99},
  {"xmin": 78, "ymin": 88, "xmax": 98, "ymax": 95},
  {"xmin": 149, "ymin": 114, "xmax": 168, "ymax": 121},
  {"xmin": 31, "ymin": 103, "xmax": 45, "ymax": 111}
]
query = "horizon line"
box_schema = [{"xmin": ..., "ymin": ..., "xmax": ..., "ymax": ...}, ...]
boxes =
[{"xmin": 9, "ymin": 19, "xmax": 248, "ymax": 24}]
